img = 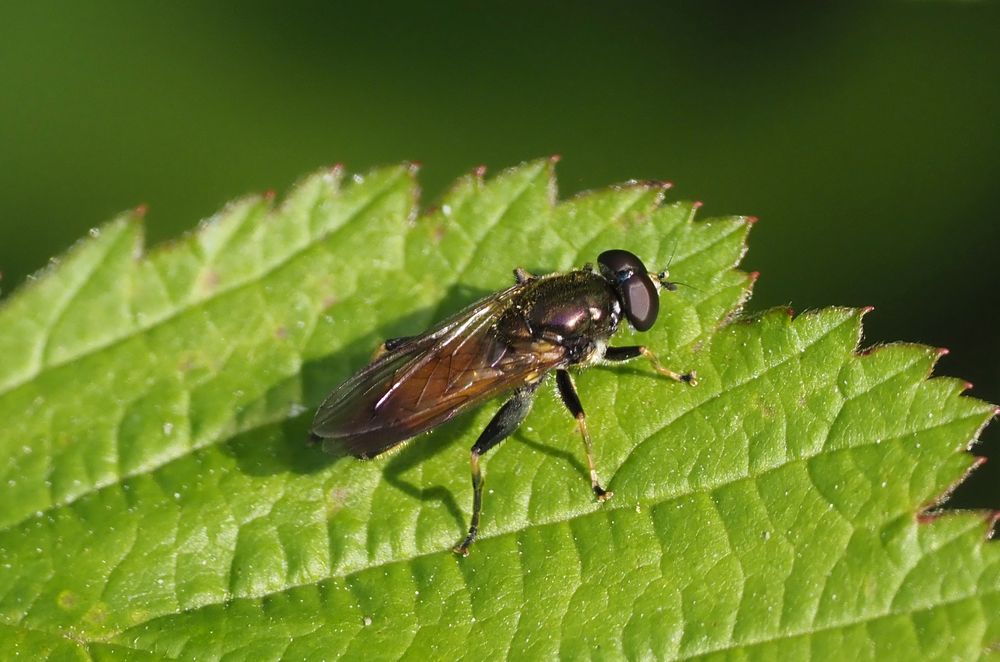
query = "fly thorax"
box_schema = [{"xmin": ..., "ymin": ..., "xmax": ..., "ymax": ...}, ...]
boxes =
[{"xmin": 527, "ymin": 300, "xmax": 592, "ymax": 338}]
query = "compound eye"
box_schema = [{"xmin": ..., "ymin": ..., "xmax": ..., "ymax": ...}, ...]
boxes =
[
  {"xmin": 621, "ymin": 273, "xmax": 659, "ymax": 331},
  {"xmin": 598, "ymin": 249, "xmax": 648, "ymax": 277}
]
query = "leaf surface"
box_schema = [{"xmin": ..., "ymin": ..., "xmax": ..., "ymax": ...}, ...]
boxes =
[{"xmin": 0, "ymin": 161, "xmax": 996, "ymax": 660}]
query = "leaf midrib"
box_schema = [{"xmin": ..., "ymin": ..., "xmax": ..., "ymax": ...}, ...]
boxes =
[
  {"xmin": 25, "ymin": 480, "xmax": 990, "ymax": 656},
  {"xmin": 11, "ymin": 355, "xmax": 983, "ymax": 647}
]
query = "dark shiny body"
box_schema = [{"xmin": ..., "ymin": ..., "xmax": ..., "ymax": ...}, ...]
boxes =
[
  {"xmin": 310, "ymin": 249, "xmax": 692, "ymax": 555},
  {"xmin": 310, "ymin": 269, "xmax": 622, "ymax": 457},
  {"xmin": 502, "ymin": 270, "xmax": 621, "ymax": 364}
]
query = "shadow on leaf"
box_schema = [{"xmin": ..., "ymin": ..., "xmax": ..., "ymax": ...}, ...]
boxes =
[{"xmin": 379, "ymin": 410, "xmax": 484, "ymax": 533}]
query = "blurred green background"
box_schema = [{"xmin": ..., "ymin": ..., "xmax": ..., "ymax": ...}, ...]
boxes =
[{"xmin": 1, "ymin": 3, "xmax": 997, "ymax": 509}]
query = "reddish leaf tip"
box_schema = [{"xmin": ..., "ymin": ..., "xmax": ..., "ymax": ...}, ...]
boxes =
[
  {"xmin": 549, "ymin": 154, "xmax": 562, "ymax": 164},
  {"xmin": 918, "ymin": 511, "xmax": 940, "ymax": 524},
  {"xmin": 745, "ymin": 215, "xmax": 759, "ymax": 225},
  {"xmin": 473, "ymin": 164, "xmax": 487, "ymax": 178},
  {"xmin": 860, "ymin": 305, "xmax": 876, "ymax": 315},
  {"xmin": 133, "ymin": 204, "xmax": 148, "ymax": 218},
  {"xmin": 748, "ymin": 271, "xmax": 761, "ymax": 283},
  {"xmin": 936, "ymin": 347, "xmax": 950, "ymax": 357},
  {"xmin": 986, "ymin": 510, "xmax": 1000, "ymax": 540},
  {"xmin": 692, "ymin": 200, "xmax": 704, "ymax": 209},
  {"xmin": 263, "ymin": 189, "xmax": 276, "ymax": 200}
]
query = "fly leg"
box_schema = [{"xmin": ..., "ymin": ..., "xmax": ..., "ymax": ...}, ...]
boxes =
[
  {"xmin": 604, "ymin": 345, "xmax": 697, "ymax": 386},
  {"xmin": 454, "ymin": 381, "xmax": 541, "ymax": 556},
  {"xmin": 556, "ymin": 369, "xmax": 612, "ymax": 501}
]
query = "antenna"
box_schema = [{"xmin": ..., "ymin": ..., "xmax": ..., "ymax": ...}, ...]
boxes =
[{"xmin": 655, "ymin": 239, "xmax": 702, "ymax": 293}]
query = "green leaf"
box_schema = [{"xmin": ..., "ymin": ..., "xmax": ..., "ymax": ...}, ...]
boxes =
[{"xmin": 0, "ymin": 161, "xmax": 996, "ymax": 660}]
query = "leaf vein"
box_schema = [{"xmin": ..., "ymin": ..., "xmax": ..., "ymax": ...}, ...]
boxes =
[{"xmin": 0, "ymin": 171, "xmax": 405, "ymax": 401}]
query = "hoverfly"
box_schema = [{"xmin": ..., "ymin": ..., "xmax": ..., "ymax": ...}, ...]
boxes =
[{"xmin": 310, "ymin": 249, "xmax": 696, "ymax": 555}]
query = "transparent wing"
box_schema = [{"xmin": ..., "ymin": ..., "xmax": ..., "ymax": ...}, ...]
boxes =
[{"xmin": 310, "ymin": 283, "xmax": 566, "ymax": 458}]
